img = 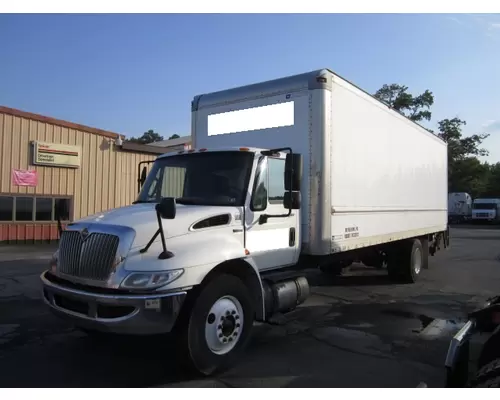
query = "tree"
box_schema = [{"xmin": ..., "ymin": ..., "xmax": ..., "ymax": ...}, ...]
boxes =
[
  {"xmin": 168, "ymin": 134, "xmax": 180, "ymax": 140},
  {"xmin": 374, "ymin": 83, "xmax": 434, "ymax": 122},
  {"xmin": 126, "ymin": 129, "xmax": 164, "ymax": 144},
  {"xmin": 447, "ymin": 157, "xmax": 490, "ymax": 199},
  {"xmin": 436, "ymin": 118, "xmax": 490, "ymax": 196},
  {"xmin": 483, "ymin": 163, "xmax": 500, "ymax": 197},
  {"xmin": 436, "ymin": 118, "xmax": 489, "ymax": 162}
]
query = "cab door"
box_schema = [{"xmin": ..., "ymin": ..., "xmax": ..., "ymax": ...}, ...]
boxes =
[{"xmin": 244, "ymin": 156, "xmax": 300, "ymax": 271}]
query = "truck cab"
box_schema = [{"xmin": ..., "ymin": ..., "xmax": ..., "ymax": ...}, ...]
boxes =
[
  {"xmin": 41, "ymin": 146, "xmax": 306, "ymax": 376},
  {"xmin": 472, "ymin": 198, "xmax": 500, "ymax": 222}
]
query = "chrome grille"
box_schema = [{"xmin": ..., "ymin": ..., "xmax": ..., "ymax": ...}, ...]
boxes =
[
  {"xmin": 58, "ymin": 231, "xmax": 120, "ymax": 281},
  {"xmin": 476, "ymin": 213, "xmax": 490, "ymax": 218}
]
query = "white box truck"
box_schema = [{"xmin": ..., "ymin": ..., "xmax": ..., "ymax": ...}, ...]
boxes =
[
  {"xmin": 448, "ymin": 192, "xmax": 472, "ymax": 224},
  {"xmin": 472, "ymin": 198, "xmax": 500, "ymax": 222},
  {"xmin": 41, "ymin": 69, "xmax": 449, "ymax": 376}
]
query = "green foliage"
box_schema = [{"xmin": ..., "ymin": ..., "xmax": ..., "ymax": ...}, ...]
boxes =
[
  {"xmin": 126, "ymin": 129, "xmax": 164, "ymax": 144},
  {"xmin": 168, "ymin": 134, "xmax": 180, "ymax": 140},
  {"xmin": 374, "ymin": 83, "xmax": 496, "ymax": 199},
  {"xmin": 374, "ymin": 83, "xmax": 434, "ymax": 122}
]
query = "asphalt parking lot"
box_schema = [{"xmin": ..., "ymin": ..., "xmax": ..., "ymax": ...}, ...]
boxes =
[{"xmin": 1, "ymin": 226, "xmax": 499, "ymax": 388}]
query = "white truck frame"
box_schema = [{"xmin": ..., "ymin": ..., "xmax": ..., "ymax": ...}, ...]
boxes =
[{"xmin": 41, "ymin": 69, "xmax": 449, "ymax": 376}]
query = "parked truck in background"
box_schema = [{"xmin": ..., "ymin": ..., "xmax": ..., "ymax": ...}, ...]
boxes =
[
  {"xmin": 41, "ymin": 69, "xmax": 449, "ymax": 376},
  {"xmin": 448, "ymin": 192, "xmax": 472, "ymax": 224},
  {"xmin": 472, "ymin": 198, "xmax": 500, "ymax": 223}
]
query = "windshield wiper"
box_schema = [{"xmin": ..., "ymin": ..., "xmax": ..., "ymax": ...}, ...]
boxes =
[
  {"xmin": 132, "ymin": 200, "xmax": 156, "ymax": 204},
  {"xmin": 175, "ymin": 197, "xmax": 201, "ymax": 205}
]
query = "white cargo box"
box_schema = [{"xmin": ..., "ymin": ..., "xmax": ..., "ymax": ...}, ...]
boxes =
[{"xmin": 191, "ymin": 69, "xmax": 448, "ymax": 256}]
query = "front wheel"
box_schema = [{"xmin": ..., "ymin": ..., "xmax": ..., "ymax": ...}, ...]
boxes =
[{"xmin": 174, "ymin": 274, "xmax": 255, "ymax": 376}]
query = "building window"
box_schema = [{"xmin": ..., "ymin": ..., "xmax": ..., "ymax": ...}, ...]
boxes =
[
  {"xmin": 0, "ymin": 196, "xmax": 71, "ymax": 222},
  {"xmin": 35, "ymin": 198, "xmax": 53, "ymax": 221},
  {"xmin": 16, "ymin": 197, "xmax": 34, "ymax": 221},
  {"xmin": 0, "ymin": 196, "xmax": 14, "ymax": 221}
]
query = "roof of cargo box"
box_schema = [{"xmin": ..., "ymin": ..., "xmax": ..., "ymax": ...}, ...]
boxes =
[
  {"xmin": 192, "ymin": 68, "xmax": 445, "ymax": 143},
  {"xmin": 192, "ymin": 69, "xmax": 331, "ymax": 111}
]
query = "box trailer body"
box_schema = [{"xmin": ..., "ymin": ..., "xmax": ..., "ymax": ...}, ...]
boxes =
[
  {"xmin": 41, "ymin": 68, "xmax": 449, "ymax": 376},
  {"xmin": 472, "ymin": 198, "xmax": 500, "ymax": 222},
  {"xmin": 191, "ymin": 69, "xmax": 448, "ymax": 258},
  {"xmin": 448, "ymin": 192, "xmax": 472, "ymax": 223}
]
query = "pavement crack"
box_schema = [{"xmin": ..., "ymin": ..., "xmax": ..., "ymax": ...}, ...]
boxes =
[{"xmin": 303, "ymin": 328, "xmax": 396, "ymax": 362}]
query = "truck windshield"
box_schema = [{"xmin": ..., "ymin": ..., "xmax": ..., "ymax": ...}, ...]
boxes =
[
  {"xmin": 473, "ymin": 203, "xmax": 497, "ymax": 210},
  {"xmin": 135, "ymin": 151, "xmax": 255, "ymax": 207}
]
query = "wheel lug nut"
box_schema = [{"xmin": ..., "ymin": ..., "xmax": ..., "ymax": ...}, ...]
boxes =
[
  {"xmin": 226, "ymin": 310, "xmax": 230, "ymax": 316},
  {"xmin": 229, "ymin": 337, "xmax": 233, "ymax": 342},
  {"xmin": 231, "ymin": 310, "xmax": 236, "ymax": 315},
  {"xmin": 223, "ymin": 338, "xmax": 228, "ymax": 343},
  {"xmin": 219, "ymin": 333, "xmax": 223, "ymax": 338},
  {"xmin": 220, "ymin": 316, "xmax": 224, "ymax": 321},
  {"xmin": 236, "ymin": 323, "xmax": 240, "ymax": 328},
  {"xmin": 218, "ymin": 325, "xmax": 222, "ymax": 329},
  {"xmin": 235, "ymin": 315, "xmax": 240, "ymax": 320},
  {"xmin": 233, "ymin": 332, "xmax": 238, "ymax": 336}
]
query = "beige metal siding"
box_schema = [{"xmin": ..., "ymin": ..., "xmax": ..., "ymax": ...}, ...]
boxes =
[{"xmin": 0, "ymin": 111, "xmax": 157, "ymax": 221}]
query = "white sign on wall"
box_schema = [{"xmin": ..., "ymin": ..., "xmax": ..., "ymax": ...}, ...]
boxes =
[{"xmin": 32, "ymin": 141, "xmax": 81, "ymax": 168}]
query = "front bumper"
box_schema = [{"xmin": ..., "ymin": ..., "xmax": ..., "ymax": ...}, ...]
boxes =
[{"xmin": 41, "ymin": 270, "xmax": 187, "ymax": 335}]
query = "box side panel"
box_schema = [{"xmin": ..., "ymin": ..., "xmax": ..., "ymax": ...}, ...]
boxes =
[{"xmin": 329, "ymin": 77, "xmax": 448, "ymax": 253}]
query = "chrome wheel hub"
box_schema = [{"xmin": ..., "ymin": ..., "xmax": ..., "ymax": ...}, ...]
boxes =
[{"xmin": 205, "ymin": 295, "xmax": 243, "ymax": 355}]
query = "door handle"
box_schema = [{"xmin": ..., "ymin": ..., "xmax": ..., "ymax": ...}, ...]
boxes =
[
  {"xmin": 289, "ymin": 227, "xmax": 296, "ymax": 247},
  {"xmin": 233, "ymin": 228, "xmax": 243, "ymax": 233}
]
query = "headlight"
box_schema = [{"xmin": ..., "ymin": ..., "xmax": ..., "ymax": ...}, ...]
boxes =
[
  {"xmin": 49, "ymin": 250, "xmax": 59, "ymax": 273},
  {"xmin": 121, "ymin": 269, "xmax": 184, "ymax": 289}
]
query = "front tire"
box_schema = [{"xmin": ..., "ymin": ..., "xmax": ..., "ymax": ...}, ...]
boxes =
[{"xmin": 175, "ymin": 274, "xmax": 255, "ymax": 376}]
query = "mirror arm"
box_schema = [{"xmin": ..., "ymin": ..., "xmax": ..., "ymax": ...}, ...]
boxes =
[
  {"xmin": 137, "ymin": 160, "xmax": 155, "ymax": 193},
  {"xmin": 139, "ymin": 206, "xmax": 174, "ymax": 259},
  {"xmin": 155, "ymin": 207, "xmax": 173, "ymax": 260},
  {"xmin": 259, "ymin": 208, "xmax": 292, "ymax": 225},
  {"xmin": 139, "ymin": 228, "xmax": 161, "ymax": 254}
]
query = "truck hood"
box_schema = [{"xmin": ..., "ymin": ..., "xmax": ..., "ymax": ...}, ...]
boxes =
[{"xmin": 76, "ymin": 203, "xmax": 241, "ymax": 248}]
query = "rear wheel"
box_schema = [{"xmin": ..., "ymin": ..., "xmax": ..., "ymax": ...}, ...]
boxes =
[
  {"xmin": 387, "ymin": 239, "xmax": 424, "ymax": 283},
  {"xmin": 174, "ymin": 274, "xmax": 255, "ymax": 376}
]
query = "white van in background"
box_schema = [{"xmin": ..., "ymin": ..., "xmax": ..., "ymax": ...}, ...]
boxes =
[{"xmin": 472, "ymin": 198, "xmax": 500, "ymax": 222}]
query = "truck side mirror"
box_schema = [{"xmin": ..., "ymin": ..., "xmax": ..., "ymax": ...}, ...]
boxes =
[
  {"xmin": 140, "ymin": 166, "xmax": 148, "ymax": 189},
  {"xmin": 284, "ymin": 191, "xmax": 301, "ymax": 210},
  {"xmin": 156, "ymin": 197, "xmax": 176, "ymax": 220},
  {"xmin": 285, "ymin": 153, "xmax": 302, "ymax": 192}
]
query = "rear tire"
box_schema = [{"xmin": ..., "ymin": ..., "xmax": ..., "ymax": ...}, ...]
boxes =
[
  {"xmin": 174, "ymin": 274, "xmax": 255, "ymax": 376},
  {"xmin": 387, "ymin": 239, "xmax": 423, "ymax": 284}
]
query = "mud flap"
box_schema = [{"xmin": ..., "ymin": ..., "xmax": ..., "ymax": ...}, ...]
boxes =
[{"xmin": 422, "ymin": 237, "xmax": 430, "ymax": 269}]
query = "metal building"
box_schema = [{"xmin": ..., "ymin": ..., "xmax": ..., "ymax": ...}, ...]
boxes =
[{"xmin": 0, "ymin": 106, "xmax": 167, "ymax": 243}]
